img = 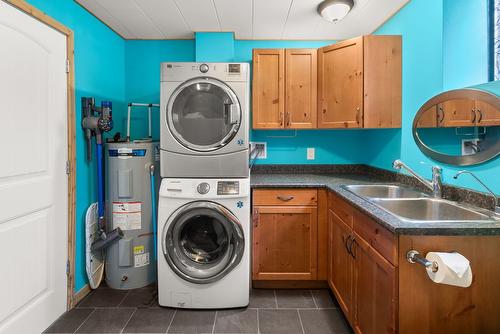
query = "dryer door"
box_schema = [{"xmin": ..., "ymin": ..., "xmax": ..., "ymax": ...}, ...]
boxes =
[
  {"xmin": 162, "ymin": 201, "xmax": 245, "ymax": 284},
  {"xmin": 166, "ymin": 77, "xmax": 242, "ymax": 152}
]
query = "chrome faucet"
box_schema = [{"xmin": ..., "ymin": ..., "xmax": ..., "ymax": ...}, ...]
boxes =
[
  {"xmin": 393, "ymin": 159, "xmax": 443, "ymax": 197},
  {"xmin": 453, "ymin": 170, "xmax": 500, "ymax": 213}
]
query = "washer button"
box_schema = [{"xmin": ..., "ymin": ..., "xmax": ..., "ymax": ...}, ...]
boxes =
[
  {"xmin": 197, "ymin": 182, "xmax": 210, "ymax": 194},
  {"xmin": 199, "ymin": 64, "xmax": 209, "ymax": 73}
]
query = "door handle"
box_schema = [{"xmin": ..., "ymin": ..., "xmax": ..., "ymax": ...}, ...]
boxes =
[
  {"xmin": 438, "ymin": 106, "xmax": 445, "ymax": 124},
  {"xmin": 349, "ymin": 237, "xmax": 357, "ymax": 259},
  {"xmin": 477, "ymin": 109, "xmax": 483, "ymax": 123},
  {"xmin": 355, "ymin": 107, "xmax": 361, "ymax": 124},
  {"xmin": 252, "ymin": 208, "xmax": 259, "ymax": 227},
  {"xmin": 277, "ymin": 195, "xmax": 294, "ymax": 202},
  {"xmin": 344, "ymin": 234, "xmax": 352, "ymax": 255},
  {"xmin": 285, "ymin": 112, "xmax": 291, "ymax": 127},
  {"xmin": 280, "ymin": 111, "xmax": 284, "ymax": 127},
  {"xmin": 471, "ymin": 109, "xmax": 477, "ymax": 124}
]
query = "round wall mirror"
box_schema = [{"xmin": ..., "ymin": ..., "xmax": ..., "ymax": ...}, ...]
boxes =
[{"xmin": 413, "ymin": 87, "xmax": 500, "ymax": 166}]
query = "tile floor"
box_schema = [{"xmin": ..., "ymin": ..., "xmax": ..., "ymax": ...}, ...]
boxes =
[{"xmin": 44, "ymin": 285, "xmax": 352, "ymax": 334}]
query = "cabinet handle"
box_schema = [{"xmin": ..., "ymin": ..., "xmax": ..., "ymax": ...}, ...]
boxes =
[
  {"xmin": 438, "ymin": 106, "xmax": 445, "ymax": 123},
  {"xmin": 277, "ymin": 195, "xmax": 294, "ymax": 202},
  {"xmin": 477, "ymin": 109, "xmax": 483, "ymax": 123},
  {"xmin": 286, "ymin": 112, "xmax": 291, "ymax": 127},
  {"xmin": 349, "ymin": 237, "xmax": 357, "ymax": 259},
  {"xmin": 356, "ymin": 107, "xmax": 361, "ymax": 124},
  {"xmin": 471, "ymin": 109, "xmax": 477, "ymax": 123},
  {"xmin": 280, "ymin": 111, "xmax": 284, "ymax": 127},
  {"xmin": 344, "ymin": 234, "xmax": 352, "ymax": 255},
  {"xmin": 253, "ymin": 208, "xmax": 259, "ymax": 227}
]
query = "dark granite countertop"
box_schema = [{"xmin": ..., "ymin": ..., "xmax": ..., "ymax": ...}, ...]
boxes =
[{"xmin": 251, "ymin": 172, "xmax": 500, "ymax": 236}]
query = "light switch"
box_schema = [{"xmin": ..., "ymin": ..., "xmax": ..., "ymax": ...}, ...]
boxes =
[{"xmin": 307, "ymin": 147, "xmax": 315, "ymax": 160}]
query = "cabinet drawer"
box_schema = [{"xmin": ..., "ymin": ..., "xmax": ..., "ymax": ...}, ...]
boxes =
[
  {"xmin": 253, "ymin": 189, "xmax": 317, "ymax": 206},
  {"xmin": 353, "ymin": 211, "xmax": 397, "ymax": 265},
  {"xmin": 328, "ymin": 191, "xmax": 354, "ymax": 227}
]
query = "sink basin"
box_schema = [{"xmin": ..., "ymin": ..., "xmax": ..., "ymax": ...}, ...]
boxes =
[
  {"xmin": 342, "ymin": 184, "xmax": 426, "ymax": 199},
  {"xmin": 371, "ymin": 198, "xmax": 500, "ymax": 223}
]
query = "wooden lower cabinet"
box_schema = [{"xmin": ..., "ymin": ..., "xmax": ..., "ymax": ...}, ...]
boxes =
[
  {"xmin": 252, "ymin": 205, "xmax": 318, "ymax": 280},
  {"xmin": 328, "ymin": 192, "xmax": 397, "ymax": 334},
  {"xmin": 328, "ymin": 209, "xmax": 354, "ymax": 317},
  {"xmin": 352, "ymin": 233, "xmax": 397, "ymax": 334}
]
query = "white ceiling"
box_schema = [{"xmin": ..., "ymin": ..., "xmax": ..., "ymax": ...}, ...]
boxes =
[{"xmin": 75, "ymin": 0, "xmax": 410, "ymax": 40}]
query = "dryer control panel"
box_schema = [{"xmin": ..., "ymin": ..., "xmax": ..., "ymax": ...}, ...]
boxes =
[{"xmin": 161, "ymin": 178, "xmax": 249, "ymax": 199}]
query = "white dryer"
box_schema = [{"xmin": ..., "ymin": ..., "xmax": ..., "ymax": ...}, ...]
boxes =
[
  {"xmin": 157, "ymin": 178, "xmax": 250, "ymax": 309},
  {"xmin": 160, "ymin": 62, "xmax": 250, "ymax": 178}
]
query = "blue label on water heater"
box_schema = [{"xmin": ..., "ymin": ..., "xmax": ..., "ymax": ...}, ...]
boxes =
[{"xmin": 108, "ymin": 149, "xmax": 146, "ymax": 157}]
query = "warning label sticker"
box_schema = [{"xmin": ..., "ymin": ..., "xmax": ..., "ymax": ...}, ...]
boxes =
[
  {"xmin": 112, "ymin": 202, "xmax": 142, "ymax": 230},
  {"xmin": 133, "ymin": 245, "xmax": 145, "ymax": 255},
  {"xmin": 134, "ymin": 252, "xmax": 150, "ymax": 268}
]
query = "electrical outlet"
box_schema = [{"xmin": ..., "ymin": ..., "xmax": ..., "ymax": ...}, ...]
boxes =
[
  {"xmin": 307, "ymin": 147, "xmax": 315, "ymax": 160},
  {"xmin": 250, "ymin": 142, "xmax": 267, "ymax": 159}
]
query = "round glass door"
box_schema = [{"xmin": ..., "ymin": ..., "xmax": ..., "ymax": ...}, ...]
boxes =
[
  {"xmin": 167, "ymin": 77, "xmax": 241, "ymax": 152},
  {"xmin": 162, "ymin": 201, "xmax": 245, "ymax": 284}
]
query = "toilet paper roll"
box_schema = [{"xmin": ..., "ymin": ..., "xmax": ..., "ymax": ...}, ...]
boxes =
[{"xmin": 425, "ymin": 252, "xmax": 472, "ymax": 288}]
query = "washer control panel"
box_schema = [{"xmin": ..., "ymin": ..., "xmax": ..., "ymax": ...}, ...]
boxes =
[
  {"xmin": 217, "ymin": 181, "xmax": 239, "ymax": 195},
  {"xmin": 197, "ymin": 182, "xmax": 210, "ymax": 194}
]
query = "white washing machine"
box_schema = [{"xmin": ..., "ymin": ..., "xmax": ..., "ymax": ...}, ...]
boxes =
[
  {"xmin": 157, "ymin": 177, "xmax": 250, "ymax": 309},
  {"xmin": 160, "ymin": 62, "xmax": 250, "ymax": 178}
]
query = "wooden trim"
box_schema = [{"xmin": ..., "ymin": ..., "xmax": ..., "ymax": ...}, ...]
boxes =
[
  {"xmin": 253, "ymin": 280, "xmax": 329, "ymax": 289},
  {"xmin": 4, "ymin": 0, "xmax": 77, "ymax": 310},
  {"xmin": 73, "ymin": 284, "xmax": 92, "ymax": 306}
]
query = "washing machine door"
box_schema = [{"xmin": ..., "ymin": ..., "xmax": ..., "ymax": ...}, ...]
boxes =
[
  {"xmin": 166, "ymin": 77, "xmax": 242, "ymax": 152},
  {"xmin": 162, "ymin": 201, "xmax": 245, "ymax": 284}
]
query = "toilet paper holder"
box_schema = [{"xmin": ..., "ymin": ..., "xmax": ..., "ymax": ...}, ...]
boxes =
[{"xmin": 407, "ymin": 250, "xmax": 439, "ymax": 272}]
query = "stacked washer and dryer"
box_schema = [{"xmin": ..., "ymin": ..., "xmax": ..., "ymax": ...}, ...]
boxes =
[{"xmin": 157, "ymin": 63, "xmax": 251, "ymax": 309}]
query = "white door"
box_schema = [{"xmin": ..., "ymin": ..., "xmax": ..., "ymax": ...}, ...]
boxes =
[{"xmin": 0, "ymin": 1, "xmax": 68, "ymax": 333}]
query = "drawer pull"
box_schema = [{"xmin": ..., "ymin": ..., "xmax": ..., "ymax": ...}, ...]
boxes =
[{"xmin": 277, "ymin": 195, "xmax": 294, "ymax": 202}]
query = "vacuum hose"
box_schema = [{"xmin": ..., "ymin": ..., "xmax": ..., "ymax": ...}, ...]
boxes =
[{"xmin": 92, "ymin": 227, "xmax": 124, "ymax": 251}]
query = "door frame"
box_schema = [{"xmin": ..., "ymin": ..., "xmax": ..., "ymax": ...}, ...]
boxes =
[{"xmin": 4, "ymin": 0, "xmax": 76, "ymax": 309}]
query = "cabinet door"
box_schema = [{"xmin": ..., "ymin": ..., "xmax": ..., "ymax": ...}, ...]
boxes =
[
  {"xmin": 253, "ymin": 206, "xmax": 318, "ymax": 280},
  {"xmin": 285, "ymin": 49, "xmax": 317, "ymax": 128},
  {"xmin": 329, "ymin": 210, "xmax": 354, "ymax": 319},
  {"xmin": 416, "ymin": 105, "xmax": 438, "ymax": 128},
  {"xmin": 438, "ymin": 99, "xmax": 475, "ymax": 127},
  {"xmin": 352, "ymin": 234, "xmax": 397, "ymax": 334},
  {"xmin": 252, "ymin": 49, "xmax": 285, "ymax": 129},
  {"xmin": 318, "ymin": 38, "xmax": 363, "ymax": 128},
  {"xmin": 475, "ymin": 99, "xmax": 500, "ymax": 126}
]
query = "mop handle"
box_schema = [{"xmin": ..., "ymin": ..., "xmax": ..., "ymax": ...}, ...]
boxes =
[{"xmin": 149, "ymin": 164, "xmax": 157, "ymax": 260}]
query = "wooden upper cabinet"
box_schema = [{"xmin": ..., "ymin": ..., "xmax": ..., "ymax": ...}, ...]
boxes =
[
  {"xmin": 285, "ymin": 49, "xmax": 317, "ymax": 128},
  {"xmin": 475, "ymin": 99, "xmax": 500, "ymax": 126},
  {"xmin": 318, "ymin": 37, "xmax": 363, "ymax": 128},
  {"xmin": 417, "ymin": 105, "xmax": 438, "ymax": 128},
  {"xmin": 252, "ymin": 206, "xmax": 318, "ymax": 280},
  {"xmin": 252, "ymin": 48, "xmax": 317, "ymax": 129},
  {"xmin": 438, "ymin": 98, "xmax": 475, "ymax": 127},
  {"xmin": 318, "ymin": 35, "xmax": 402, "ymax": 129},
  {"xmin": 252, "ymin": 49, "xmax": 285, "ymax": 129},
  {"xmin": 352, "ymin": 234, "xmax": 397, "ymax": 334}
]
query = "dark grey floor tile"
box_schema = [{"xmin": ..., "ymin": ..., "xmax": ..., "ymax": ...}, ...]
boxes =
[
  {"xmin": 76, "ymin": 308, "xmax": 135, "ymax": 333},
  {"xmin": 123, "ymin": 308, "xmax": 175, "ymax": 333},
  {"xmin": 168, "ymin": 309, "xmax": 216, "ymax": 333},
  {"xmin": 77, "ymin": 288, "xmax": 129, "ymax": 308},
  {"xmin": 258, "ymin": 309, "xmax": 303, "ymax": 334},
  {"xmin": 299, "ymin": 309, "xmax": 352, "ymax": 334},
  {"xmin": 311, "ymin": 289, "xmax": 338, "ymax": 308},
  {"xmin": 248, "ymin": 289, "xmax": 276, "ymax": 308},
  {"xmin": 275, "ymin": 289, "xmax": 316, "ymax": 308},
  {"xmin": 44, "ymin": 308, "xmax": 94, "ymax": 333},
  {"xmin": 214, "ymin": 308, "xmax": 258, "ymax": 333},
  {"xmin": 119, "ymin": 287, "xmax": 157, "ymax": 308}
]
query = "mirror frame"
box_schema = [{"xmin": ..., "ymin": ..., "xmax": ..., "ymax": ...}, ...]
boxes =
[{"xmin": 413, "ymin": 88, "xmax": 500, "ymax": 166}]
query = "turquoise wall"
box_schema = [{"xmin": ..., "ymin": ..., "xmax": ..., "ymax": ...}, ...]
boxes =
[
  {"xmin": 443, "ymin": 0, "xmax": 489, "ymax": 90},
  {"xmin": 25, "ymin": 0, "xmax": 126, "ymax": 292},
  {"xmin": 373, "ymin": 0, "xmax": 500, "ymax": 193}
]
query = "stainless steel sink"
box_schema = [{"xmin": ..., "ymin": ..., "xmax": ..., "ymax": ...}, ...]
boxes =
[
  {"xmin": 370, "ymin": 198, "xmax": 500, "ymax": 223},
  {"xmin": 341, "ymin": 184, "xmax": 426, "ymax": 199}
]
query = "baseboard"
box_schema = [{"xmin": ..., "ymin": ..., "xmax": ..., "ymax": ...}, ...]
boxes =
[
  {"xmin": 252, "ymin": 280, "xmax": 329, "ymax": 289},
  {"xmin": 72, "ymin": 284, "xmax": 92, "ymax": 308}
]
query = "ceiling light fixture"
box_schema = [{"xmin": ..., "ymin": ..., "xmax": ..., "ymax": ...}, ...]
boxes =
[{"xmin": 317, "ymin": 0, "xmax": 354, "ymax": 23}]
